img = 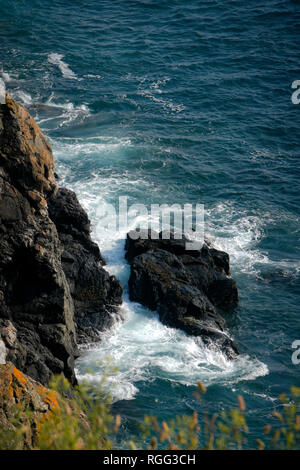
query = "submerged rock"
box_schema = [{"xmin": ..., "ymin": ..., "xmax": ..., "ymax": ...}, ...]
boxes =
[
  {"xmin": 126, "ymin": 230, "xmax": 238, "ymax": 359},
  {"xmin": 0, "ymin": 94, "xmax": 122, "ymax": 385}
]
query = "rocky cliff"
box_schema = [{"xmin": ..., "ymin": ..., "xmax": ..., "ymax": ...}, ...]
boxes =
[{"xmin": 0, "ymin": 94, "xmax": 122, "ymax": 386}]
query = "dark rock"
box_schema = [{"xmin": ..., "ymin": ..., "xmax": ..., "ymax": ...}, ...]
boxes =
[
  {"xmin": 0, "ymin": 94, "xmax": 78, "ymax": 385},
  {"xmin": 125, "ymin": 229, "xmax": 192, "ymax": 262},
  {"xmin": 0, "ymin": 94, "xmax": 123, "ymax": 385},
  {"xmin": 48, "ymin": 188, "xmax": 123, "ymax": 343},
  {"xmin": 126, "ymin": 230, "xmax": 238, "ymax": 308},
  {"xmin": 126, "ymin": 230, "xmax": 238, "ymax": 359}
]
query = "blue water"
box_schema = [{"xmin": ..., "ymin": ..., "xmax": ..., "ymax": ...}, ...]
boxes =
[{"xmin": 1, "ymin": 0, "xmax": 300, "ymax": 448}]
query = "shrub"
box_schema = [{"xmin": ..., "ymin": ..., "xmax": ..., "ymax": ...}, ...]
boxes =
[{"xmin": 0, "ymin": 371, "xmax": 299, "ymax": 450}]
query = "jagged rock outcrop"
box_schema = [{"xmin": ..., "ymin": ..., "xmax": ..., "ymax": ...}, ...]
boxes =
[
  {"xmin": 48, "ymin": 188, "xmax": 122, "ymax": 343},
  {"xmin": 0, "ymin": 94, "xmax": 122, "ymax": 385},
  {"xmin": 126, "ymin": 230, "xmax": 238, "ymax": 359}
]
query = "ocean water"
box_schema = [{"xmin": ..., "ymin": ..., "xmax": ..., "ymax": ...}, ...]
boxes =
[{"xmin": 1, "ymin": 0, "xmax": 300, "ymax": 448}]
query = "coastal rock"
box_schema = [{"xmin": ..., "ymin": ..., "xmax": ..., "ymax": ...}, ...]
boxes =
[
  {"xmin": 48, "ymin": 187, "xmax": 123, "ymax": 343},
  {"xmin": 0, "ymin": 94, "xmax": 123, "ymax": 385},
  {"xmin": 126, "ymin": 230, "xmax": 238, "ymax": 359},
  {"xmin": 0, "ymin": 94, "xmax": 57, "ymax": 198},
  {"xmin": 0, "ymin": 94, "xmax": 78, "ymax": 385}
]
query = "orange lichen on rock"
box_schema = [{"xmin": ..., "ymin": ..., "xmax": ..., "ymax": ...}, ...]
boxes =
[
  {"xmin": 36, "ymin": 385, "xmax": 59, "ymax": 411},
  {"xmin": 0, "ymin": 364, "xmax": 61, "ymax": 448},
  {"xmin": 1, "ymin": 93, "xmax": 58, "ymax": 198},
  {"xmin": 11, "ymin": 366, "xmax": 28, "ymax": 385}
]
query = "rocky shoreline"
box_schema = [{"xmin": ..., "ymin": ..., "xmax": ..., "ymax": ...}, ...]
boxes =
[{"xmin": 0, "ymin": 94, "xmax": 239, "ymax": 397}]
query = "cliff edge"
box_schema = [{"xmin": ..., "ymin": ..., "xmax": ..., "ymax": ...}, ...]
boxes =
[{"xmin": 0, "ymin": 94, "xmax": 122, "ymax": 386}]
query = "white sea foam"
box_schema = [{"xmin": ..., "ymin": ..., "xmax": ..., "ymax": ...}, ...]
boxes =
[
  {"xmin": 69, "ymin": 180, "xmax": 269, "ymax": 401},
  {"xmin": 1, "ymin": 71, "xmax": 20, "ymax": 83},
  {"xmin": 53, "ymin": 140, "xmax": 270, "ymax": 403},
  {"xmin": 52, "ymin": 136, "xmax": 131, "ymax": 158},
  {"xmin": 204, "ymin": 203, "xmax": 268, "ymax": 275},
  {"xmin": 139, "ymin": 88, "xmax": 185, "ymax": 113},
  {"xmin": 0, "ymin": 70, "xmax": 33, "ymax": 106},
  {"xmin": 83, "ymin": 74, "xmax": 103, "ymax": 79},
  {"xmin": 76, "ymin": 295, "xmax": 268, "ymax": 402},
  {"xmin": 48, "ymin": 53, "xmax": 78, "ymax": 80},
  {"xmin": 14, "ymin": 90, "xmax": 33, "ymax": 106},
  {"xmin": 33, "ymin": 93, "xmax": 90, "ymax": 128},
  {"xmin": 134, "ymin": 75, "xmax": 185, "ymax": 113},
  {"xmin": 2, "ymin": 72, "xmax": 12, "ymax": 83},
  {"xmin": 206, "ymin": 201, "xmax": 300, "ymax": 275}
]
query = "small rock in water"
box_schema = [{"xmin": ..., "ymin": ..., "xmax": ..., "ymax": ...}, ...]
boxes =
[{"xmin": 126, "ymin": 230, "xmax": 239, "ymax": 359}]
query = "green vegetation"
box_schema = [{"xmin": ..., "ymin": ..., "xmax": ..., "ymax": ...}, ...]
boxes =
[
  {"xmin": 138, "ymin": 383, "xmax": 300, "ymax": 450},
  {"xmin": 36, "ymin": 375, "xmax": 118, "ymax": 450},
  {"xmin": 0, "ymin": 372, "xmax": 299, "ymax": 450}
]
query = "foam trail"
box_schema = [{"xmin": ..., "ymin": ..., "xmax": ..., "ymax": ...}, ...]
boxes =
[
  {"xmin": 48, "ymin": 53, "xmax": 78, "ymax": 80},
  {"xmin": 69, "ymin": 179, "xmax": 269, "ymax": 402},
  {"xmin": 52, "ymin": 137, "xmax": 131, "ymax": 157},
  {"xmin": 206, "ymin": 202, "xmax": 300, "ymax": 276},
  {"xmin": 2, "ymin": 72, "xmax": 11, "ymax": 82},
  {"xmin": 76, "ymin": 293, "xmax": 268, "ymax": 402},
  {"xmin": 14, "ymin": 90, "xmax": 33, "ymax": 106},
  {"xmin": 32, "ymin": 93, "xmax": 91, "ymax": 129},
  {"xmin": 1, "ymin": 72, "xmax": 19, "ymax": 83},
  {"xmin": 137, "ymin": 75, "xmax": 185, "ymax": 113}
]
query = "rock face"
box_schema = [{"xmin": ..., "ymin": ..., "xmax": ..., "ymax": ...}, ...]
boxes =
[
  {"xmin": 0, "ymin": 94, "xmax": 122, "ymax": 386},
  {"xmin": 48, "ymin": 188, "xmax": 123, "ymax": 343},
  {"xmin": 0, "ymin": 94, "xmax": 77, "ymax": 385},
  {"xmin": 126, "ymin": 231, "xmax": 239, "ymax": 359}
]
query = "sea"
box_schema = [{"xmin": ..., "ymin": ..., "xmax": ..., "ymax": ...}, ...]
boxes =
[{"xmin": 1, "ymin": 0, "xmax": 300, "ymax": 448}]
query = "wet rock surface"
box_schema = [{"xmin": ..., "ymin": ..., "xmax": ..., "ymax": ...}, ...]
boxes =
[
  {"xmin": 0, "ymin": 95, "xmax": 122, "ymax": 385},
  {"xmin": 48, "ymin": 187, "xmax": 123, "ymax": 343},
  {"xmin": 126, "ymin": 230, "xmax": 239, "ymax": 359}
]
